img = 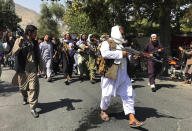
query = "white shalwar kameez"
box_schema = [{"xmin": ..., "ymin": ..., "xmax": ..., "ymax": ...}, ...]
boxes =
[{"xmin": 100, "ymin": 26, "xmax": 135, "ymax": 115}]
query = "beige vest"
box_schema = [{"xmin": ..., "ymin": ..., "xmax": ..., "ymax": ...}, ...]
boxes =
[{"xmin": 99, "ymin": 39, "xmax": 119, "ymax": 80}]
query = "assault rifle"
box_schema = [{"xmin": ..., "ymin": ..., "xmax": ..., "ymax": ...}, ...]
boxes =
[
  {"xmin": 75, "ymin": 42, "xmax": 100, "ymax": 57},
  {"xmin": 87, "ymin": 43, "xmax": 101, "ymax": 57},
  {"xmin": 74, "ymin": 42, "xmax": 90, "ymax": 61},
  {"xmin": 123, "ymin": 47, "xmax": 163, "ymax": 63},
  {"xmin": 17, "ymin": 26, "xmax": 34, "ymax": 51}
]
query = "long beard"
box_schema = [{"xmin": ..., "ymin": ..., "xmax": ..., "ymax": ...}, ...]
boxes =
[{"xmin": 152, "ymin": 41, "xmax": 158, "ymax": 46}]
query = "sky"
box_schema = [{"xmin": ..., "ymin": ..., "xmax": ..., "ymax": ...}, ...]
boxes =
[{"xmin": 13, "ymin": 0, "xmax": 66, "ymax": 14}]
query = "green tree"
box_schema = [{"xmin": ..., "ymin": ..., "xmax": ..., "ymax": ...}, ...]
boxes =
[
  {"xmin": 63, "ymin": 0, "xmax": 192, "ymax": 48},
  {"xmin": 63, "ymin": 0, "xmax": 96, "ymax": 34},
  {"xmin": 0, "ymin": 0, "xmax": 21, "ymax": 31},
  {"xmin": 38, "ymin": 2, "xmax": 65, "ymax": 38},
  {"xmin": 50, "ymin": 2, "xmax": 65, "ymax": 22},
  {"xmin": 128, "ymin": 0, "xmax": 192, "ymax": 54},
  {"xmin": 180, "ymin": 5, "xmax": 192, "ymax": 32},
  {"xmin": 82, "ymin": 0, "xmax": 113, "ymax": 34}
]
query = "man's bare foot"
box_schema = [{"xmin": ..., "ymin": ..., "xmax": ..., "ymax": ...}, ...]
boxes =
[
  {"xmin": 182, "ymin": 81, "xmax": 188, "ymax": 84},
  {"xmin": 129, "ymin": 120, "xmax": 144, "ymax": 128},
  {"xmin": 129, "ymin": 113, "xmax": 144, "ymax": 128},
  {"xmin": 100, "ymin": 111, "xmax": 110, "ymax": 121},
  {"xmin": 67, "ymin": 75, "xmax": 72, "ymax": 81}
]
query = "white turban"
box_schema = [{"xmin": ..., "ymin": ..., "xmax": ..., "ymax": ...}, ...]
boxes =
[
  {"xmin": 151, "ymin": 34, "xmax": 157, "ymax": 37},
  {"xmin": 111, "ymin": 25, "xmax": 126, "ymax": 44}
]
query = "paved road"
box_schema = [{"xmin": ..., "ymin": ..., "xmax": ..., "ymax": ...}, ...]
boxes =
[{"xmin": 0, "ymin": 67, "xmax": 192, "ymax": 131}]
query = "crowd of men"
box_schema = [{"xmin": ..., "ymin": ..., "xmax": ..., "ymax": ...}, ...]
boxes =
[
  {"xmin": 36, "ymin": 32, "xmax": 109, "ymax": 85},
  {"xmin": 0, "ymin": 29, "xmax": 111, "ymax": 85},
  {"xmin": 0, "ymin": 27, "xmax": 165, "ymax": 90},
  {"xmin": 1, "ymin": 24, "xmax": 192, "ymax": 128}
]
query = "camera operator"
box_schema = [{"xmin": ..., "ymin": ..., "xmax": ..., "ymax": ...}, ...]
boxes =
[{"xmin": 11, "ymin": 25, "xmax": 43, "ymax": 118}]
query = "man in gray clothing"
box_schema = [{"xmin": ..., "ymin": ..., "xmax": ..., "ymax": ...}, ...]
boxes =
[{"xmin": 39, "ymin": 34, "xmax": 53, "ymax": 82}]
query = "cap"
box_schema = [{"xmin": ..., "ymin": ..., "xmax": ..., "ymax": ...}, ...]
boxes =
[{"xmin": 151, "ymin": 34, "xmax": 157, "ymax": 37}]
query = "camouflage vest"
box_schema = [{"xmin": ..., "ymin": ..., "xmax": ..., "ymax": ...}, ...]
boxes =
[{"xmin": 98, "ymin": 39, "xmax": 119, "ymax": 80}]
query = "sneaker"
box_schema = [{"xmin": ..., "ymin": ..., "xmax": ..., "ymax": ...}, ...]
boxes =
[
  {"xmin": 150, "ymin": 84, "xmax": 156, "ymax": 92},
  {"xmin": 131, "ymin": 79, "xmax": 135, "ymax": 83},
  {"xmin": 31, "ymin": 109, "xmax": 39, "ymax": 118},
  {"xmin": 150, "ymin": 84, "xmax": 155, "ymax": 88}
]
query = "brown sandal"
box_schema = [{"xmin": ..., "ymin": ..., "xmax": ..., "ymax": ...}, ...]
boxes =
[
  {"xmin": 129, "ymin": 121, "xmax": 144, "ymax": 128},
  {"xmin": 100, "ymin": 112, "xmax": 110, "ymax": 121}
]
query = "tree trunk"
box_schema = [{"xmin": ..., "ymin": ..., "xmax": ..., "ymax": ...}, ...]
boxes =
[
  {"xmin": 159, "ymin": 5, "xmax": 171, "ymax": 75},
  {"xmin": 159, "ymin": 6, "xmax": 171, "ymax": 55}
]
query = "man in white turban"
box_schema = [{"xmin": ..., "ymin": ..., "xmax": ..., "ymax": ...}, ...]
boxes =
[
  {"xmin": 143, "ymin": 34, "xmax": 163, "ymax": 92},
  {"xmin": 99, "ymin": 25, "xmax": 143, "ymax": 127}
]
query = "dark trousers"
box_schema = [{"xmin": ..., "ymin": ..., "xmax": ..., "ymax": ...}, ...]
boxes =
[
  {"xmin": 52, "ymin": 58, "xmax": 60, "ymax": 74},
  {"xmin": 68, "ymin": 56, "xmax": 74, "ymax": 77},
  {"xmin": 147, "ymin": 61, "xmax": 162, "ymax": 85},
  {"xmin": 62, "ymin": 55, "xmax": 70, "ymax": 79}
]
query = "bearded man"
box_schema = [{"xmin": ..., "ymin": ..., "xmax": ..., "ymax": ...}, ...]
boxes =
[
  {"xmin": 99, "ymin": 25, "xmax": 144, "ymax": 128},
  {"xmin": 11, "ymin": 25, "xmax": 43, "ymax": 118},
  {"xmin": 143, "ymin": 34, "xmax": 164, "ymax": 92}
]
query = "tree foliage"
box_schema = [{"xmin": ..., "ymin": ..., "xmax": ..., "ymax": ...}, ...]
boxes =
[
  {"xmin": 180, "ymin": 5, "xmax": 192, "ymax": 32},
  {"xmin": 63, "ymin": 0, "xmax": 96, "ymax": 34},
  {"xmin": 127, "ymin": 0, "xmax": 192, "ymax": 54},
  {"xmin": 82, "ymin": 0, "xmax": 113, "ymax": 34},
  {"xmin": 38, "ymin": 2, "xmax": 65, "ymax": 38},
  {"xmin": 0, "ymin": 0, "xmax": 21, "ymax": 31},
  {"xmin": 63, "ymin": 0, "xmax": 192, "ymax": 34}
]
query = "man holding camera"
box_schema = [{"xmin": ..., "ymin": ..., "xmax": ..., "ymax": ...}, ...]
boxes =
[{"xmin": 11, "ymin": 25, "xmax": 43, "ymax": 118}]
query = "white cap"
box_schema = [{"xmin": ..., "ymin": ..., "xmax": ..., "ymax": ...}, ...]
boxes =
[{"xmin": 151, "ymin": 34, "xmax": 157, "ymax": 37}]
